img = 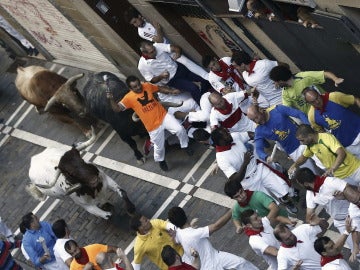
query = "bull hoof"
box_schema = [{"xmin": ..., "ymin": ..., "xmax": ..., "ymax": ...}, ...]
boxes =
[
  {"xmin": 136, "ymin": 157, "xmax": 146, "ymax": 165},
  {"xmin": 100, "ymin": 202, "xmax": 114, "ymax": 212}
]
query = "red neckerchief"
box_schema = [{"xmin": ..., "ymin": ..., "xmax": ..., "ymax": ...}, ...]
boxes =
[
  {"xmin": 315, "ymin": 92, "xmax": 330, "ymax": 114},
  {"xmin": 244, "ymin": 226, "xmax": 264, "ymax": 237},
  {"xmin": 115, "ymin": 263, "xmax": 125, "ymax": 270},
  {"xmin": 313, "ymin": 175, "xmax": 327, "ymax": 195},
  {"xmin": 213, "ymin": 59, "xmax": 244, "ymax": 90},
  {"xmin": 215, "ymin": 143, "xmax": 235, "ymax": 152},
  {"xmin": 215, "ymin": 99, "xmax": 233, "ymax": 115},
  {"xmin": 238, "ymin": 190, "xmax": 254, "ymax": 207},
  {"xmin": 281, "ymin": 239, "xmax": 303, "ymax": 248},
  {"xmin": 247, "ymin": 60, "xmax": 257, "ymax": 75},
  {"xmin": 141, "ymin": 53, "xmax": 155, "ymax": 60},
  {"xmin": 75, "ymin": 247, "xmax": 89, "ymax": 265},
  {"xmin": 320, "ymin": 254, "xmax": 343, "ymax": 266}
]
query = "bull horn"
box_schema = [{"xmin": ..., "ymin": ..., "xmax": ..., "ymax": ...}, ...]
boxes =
[
  {"xmin": 132, "ymin": 112, "xmax": 140, "ymax": 122},
  {"xmin": 64, "ymin": 183, "xmax": 82, "ymax": 195},
  {"xmin": 35, "ymin": 168, "xmax": 61, "ymax": 189},
  {"xmin": 160, "ymin": 101, "xmax": 183, "ymax": 108},
  {"xmin": 65, "ymin": 73, "xmax": 84, "ymax": 86},
  {"xmin": 44, "ymin": 95, "xmax": 58, "ymax": 112},
  {"xmin": 74, "ymin": 126, "xmax": 96, "ymax": 151}
]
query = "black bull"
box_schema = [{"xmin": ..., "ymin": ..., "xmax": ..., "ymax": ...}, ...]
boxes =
[{"xmin": 81, "ymin": 72, "xmax": 148, "ymax": 162}]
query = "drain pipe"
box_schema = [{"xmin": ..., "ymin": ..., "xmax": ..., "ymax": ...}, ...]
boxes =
[{"xmin": 193, "ymin": 0, "xmax": 253, "ymax": 55}]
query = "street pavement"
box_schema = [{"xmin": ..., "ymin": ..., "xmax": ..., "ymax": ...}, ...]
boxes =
[{"xmin": 0, "ymin": 46, "xmax": 359, "ymax": 270}]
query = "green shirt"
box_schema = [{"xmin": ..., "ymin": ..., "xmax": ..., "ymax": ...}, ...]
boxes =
[
  {"xmin": 232, "ymin": 191, "xmax": 288, "ymax": 220},
  {"xmin": 282, "ymin": 71, "xmax": 325, "ymax": 113}
]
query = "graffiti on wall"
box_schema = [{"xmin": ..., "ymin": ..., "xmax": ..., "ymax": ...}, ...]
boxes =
[
  {"xmin": 0, "ymin": 0, "xmax": 98, "ymax": 57},
  {"xmin": 183, "ymin": 17, "xmax": 240, "ymax": 56}
]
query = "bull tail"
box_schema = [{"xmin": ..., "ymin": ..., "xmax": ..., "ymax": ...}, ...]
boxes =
[{"xmin": 26, "ymin": 183, "xmax": 47, "ymax": 201}]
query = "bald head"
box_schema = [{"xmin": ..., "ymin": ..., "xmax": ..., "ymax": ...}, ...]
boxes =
[
  {"xmin": 209, "ymin": 92, "xmax": 226, "ymax": 110},
  {"xmin": 247, "ymin": 104, "xmax": 267, "ymax": 125}
]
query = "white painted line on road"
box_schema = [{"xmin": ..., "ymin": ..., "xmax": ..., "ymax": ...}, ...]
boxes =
[
  {"xmin": 95, "ymin": 130, "xmax": 116, "ymax": 155},
  {"xmin": 40, "ymin": 199, "xmax": 61, "ymax": 220},
  {"xmin": 0, "ymin": 134, "xmax": 10, "ymax": 147},
  {"xmin": 5, "ymin": 101, "xmax": 27, "ymax": 125},
  {"xmin": 49, "ymin": 64, "xmax": 57, "ymax": 71},
  {"xmin": 183, "ymin": 148, "xmax": 212, "ymax": 183},
  {"xmin": 11, "ymin": 129, "xmax": 71, "ymax": 150},
  {"xmin": 13, "ymin": 104, "xmax": 34, "ymax": 128},
  {"xmin": 93, "ymin": 155, "xmax": 180, "ymax": 190},
  {"xmin": 195, "ymin": 160, "xmax": 218, "ymax": 187},
  {"xmin": 57, "ymin": 67, "xmax": 66, "ymax": 75},
  {"xmin": 193, "ymin": 188, "xmax": 233, "ymax": 208}
]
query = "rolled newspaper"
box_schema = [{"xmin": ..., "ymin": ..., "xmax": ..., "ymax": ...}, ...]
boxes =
[{"xmin": 37, "ymin": 236, "xmax": 50, "ymax": 255}]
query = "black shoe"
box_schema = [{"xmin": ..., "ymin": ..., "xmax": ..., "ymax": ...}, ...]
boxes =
[
  {"xmin": 33, "ymin": 48, "xmax": 39, "ymax": 56},
  {"xmin": 159, "ymin": 160, "xmax": 168, "ymax": 171},
  {"xmin": 184, "ymin": 147, "xmax": 194, "ymax": 156}
]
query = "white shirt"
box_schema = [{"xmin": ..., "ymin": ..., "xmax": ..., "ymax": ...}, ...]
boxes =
[
  {"xmin": 321, "ymin": 258, "xmax": 352, "ymax": 270},
  {"xmin": 138, "ymin": 43, "xmax": 177, "ymax": 85},
  {"xmin": 306, "ymin": 177, "xmax": 349, "ymax": 221},
  {"xmin": 188, "ymin": 92, "xmax": 212, "ymax": 123},
  {"xmin": 138, "ymin": 21, "xmax": 169, "ymax": 43},
  {"xmin": 175, "ymin": 226, "xmax": 222, "ymax": 270},
  {"xmin": 208, "ymin": 57, "xmax": 244, "ymax": 93},
  {"xmin": 216, "ymin": 132, "xmax": 254, "ymax": 178},
  {"xmin": 53, "ymin": 238, "xmax": 71, "ymax": 270},
  {"xmin": 210, "ymin": 92, "xmax": 256, "ymax": 133},
  {"xmin": 248, "ymin": 217, "xmax": 279, "ymax": 270},
  {"xmin": 242, "ymin": 59, "xmax": 281, "ymax": 106},
  {"xmin": 277, "ymin": 224, "xmax": 322, "ymax": 270}
]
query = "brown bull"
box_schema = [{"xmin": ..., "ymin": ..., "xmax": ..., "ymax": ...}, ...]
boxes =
[{"xmin": 15, "ymin": 66, "xmax": 95, "ymax": 136}]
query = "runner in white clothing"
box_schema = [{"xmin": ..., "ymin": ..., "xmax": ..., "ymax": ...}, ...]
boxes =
[
  {"xmin": 209, "ymin": 92, "xmax": 262, "ymax": 133},
  {"xmin": 240, "ymin": 209, "xmax": 280, "ymax": 270},
  {"xmin": 167, "ymin": 206, "xmax": 259, "ymax": 270},
  {"xmin": 231, "ymin": 51, "xmax": 283, "ymax": 106},
  {"xmin": 211, "ymin": 127, "xmax": 297, "ymax": 213},
  {"xmin": 124, "ymin": 7, "xmax": 208, "ymax": 80},
  {"xmin": 52, "ymin": 219, "xmax": 72, "ymax": 269},
  {"xmin": 274, "ymin": 220, "xmax": 328, "ymax": 270}
]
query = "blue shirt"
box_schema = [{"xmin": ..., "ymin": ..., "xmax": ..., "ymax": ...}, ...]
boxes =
[
  {"xmin": 23, "ymin": 221, "xmax": 57, "ymax": 267},
  {"xmin": 254, "ymin": 105, "xmax": 310, "ymax": 160}
]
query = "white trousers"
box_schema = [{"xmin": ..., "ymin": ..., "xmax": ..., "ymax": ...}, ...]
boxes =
[
  {"xmin": 176, "ymin": 55, "xmax": 209, "ymax": 80},
  {"xmin": 241, "ymin": 163, "xmax": 289, "ymax": 199},
  {"xmin": 346, "ymin": 132, "xmax": 360, "ymax": 159},
  {"xmin": 202, "ymin": 251, "xmax": 259, "ymax": 270},
  {"xmin": 149, "ymin": 113, "xmax": 188, "ymax": 162}
]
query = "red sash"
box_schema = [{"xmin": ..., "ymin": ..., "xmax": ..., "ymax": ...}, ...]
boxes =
[
  {"xmin": 215, "ymin": 99, "xmax": 233, "ymax": 115},
  {"xmin": 213, "ymin": 59, "xmax": 245, "ymax": 90},
  {"xmin": 219, "ymin": 108, "xmax": 242, "ymax": 128}
]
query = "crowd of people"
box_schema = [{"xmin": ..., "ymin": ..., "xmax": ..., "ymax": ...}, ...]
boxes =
[{"xmin": 2, "ymin": 4, "xmax": 360, "ymax": 270}]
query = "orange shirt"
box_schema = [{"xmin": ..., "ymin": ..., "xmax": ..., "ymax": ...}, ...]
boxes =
[
  {"xmin": 69, "ymin": 244, "xmax": 108, "ymax": 270},
  {"xmin": 120, "ymin": 82, "xmax": 166, "ymax": 132}
]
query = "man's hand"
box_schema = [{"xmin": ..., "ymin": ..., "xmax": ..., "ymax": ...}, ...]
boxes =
[
  {"xmin": 222, "ymin": 86, "xmax": 235, "ymax": 95},
  {"xmin": 161, "ymin": 70, "xmax": 170, "ymax": 80},
  {"xmin": 243, "ymin": 151, "xmax": 253, "ymax": 166},
  {"xmin": 170, "ymin": 89, "xmax": 181, "ymax": 95},
  {"xmin": 333, "ymin": 190, "xmax": 345, "ymax": 200},
  {"xmin": 190, "ymin": 247, "xmax": 199, "ymax": 258},
  {"xmin": 322, "ymin": 168, "xmax": 334, "ymax": 177},
  {"xmin": 236, "ymin": 226, "xmax": 244, "ymax": 234},
  {"xmin": 334, "ymin": 77, "xmax": 344, "ymax": 87},
  {"xmin": 345, "ymin": 215, "xmax": 356, "ymax": 234},
  {"xmin": 116, "ymin": 248, "xmax": 126, "ymax": 260},
  {"xmin": 288, "ymin": 164, "xmax": 298, "ymax": 179},
  {"xmin": 83, "ymin": 262, "xmax": 94, "ymax": 270},
  {"xmin": 292, "ymin": 260, "xmax": 303, "ymax": 270}
]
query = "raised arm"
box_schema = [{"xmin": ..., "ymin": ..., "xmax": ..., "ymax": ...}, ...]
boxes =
[
  {"xmin": 106, "ymin": 91, "xmax": 126, "ymax": 112},
  {"xmin": 324, "ymin": 71, "xmax": 344, "ymax": 87},
  {"xmin": 208, "ymin": 209, "xmax": 232, "ymax": 235}
]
